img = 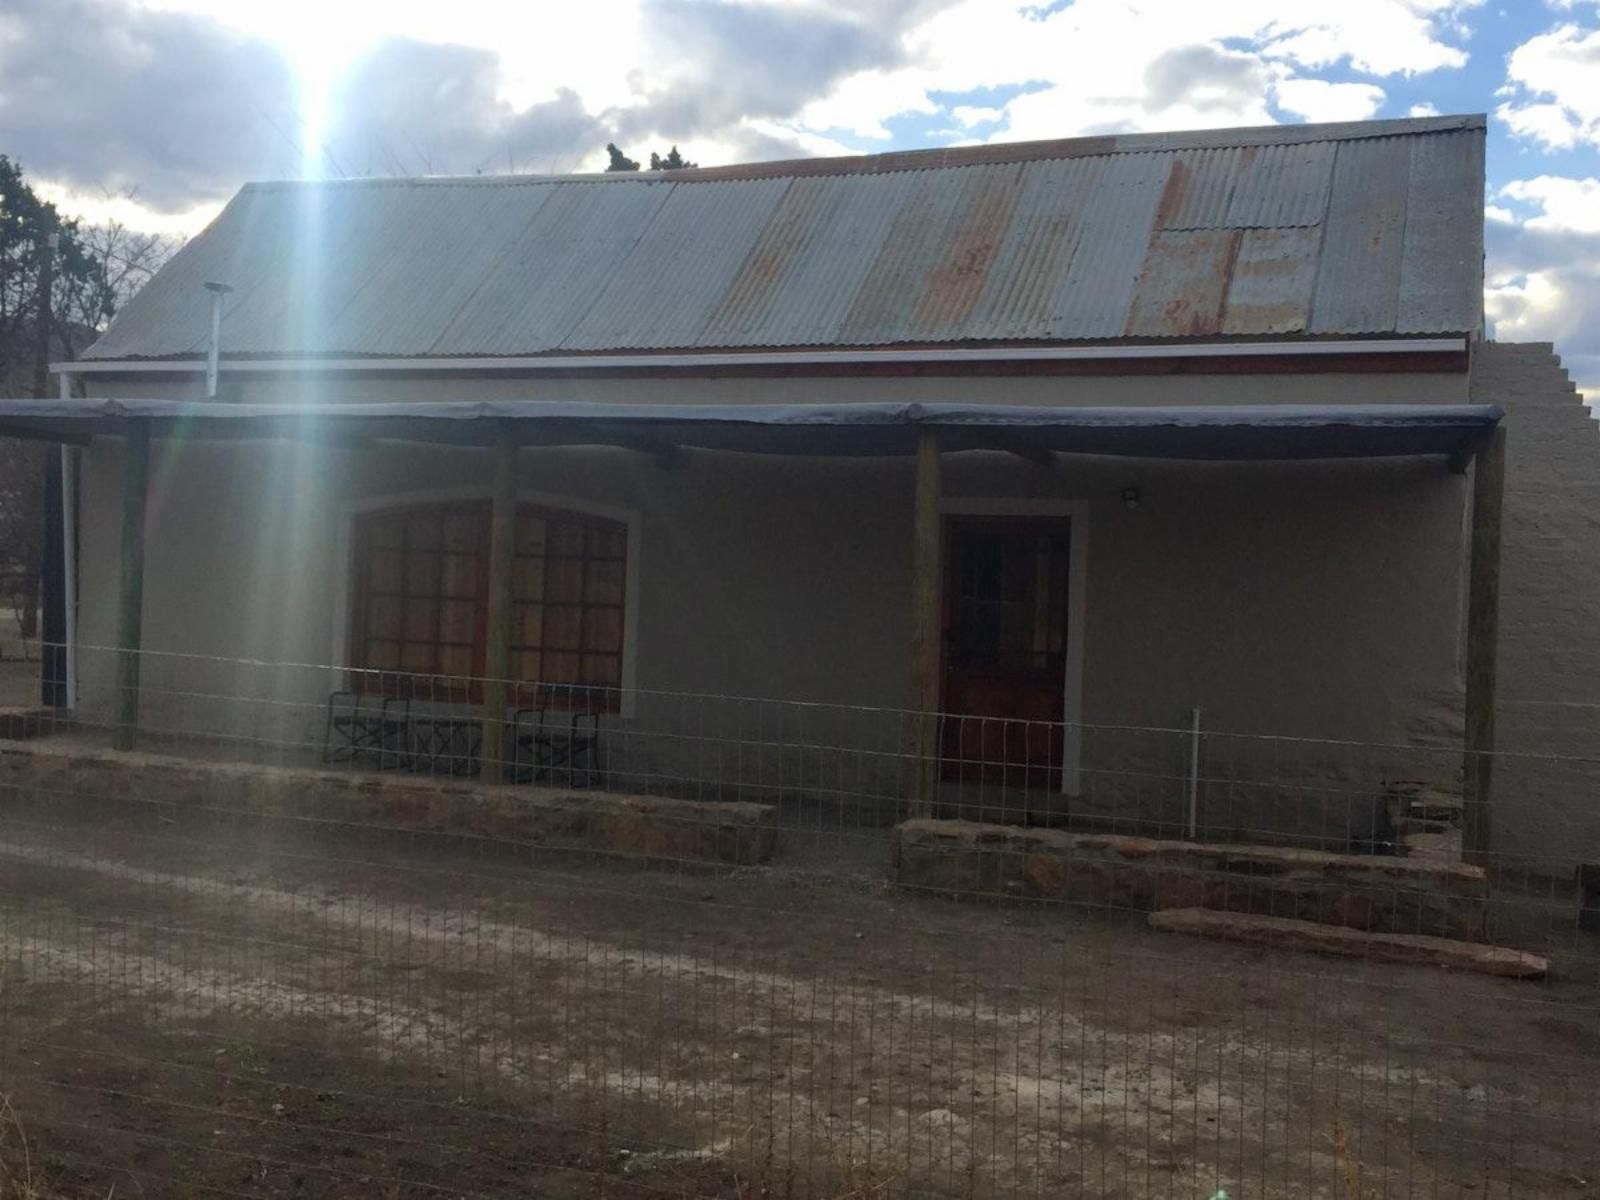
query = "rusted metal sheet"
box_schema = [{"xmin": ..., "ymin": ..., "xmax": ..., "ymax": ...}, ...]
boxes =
[
  {"xmin": 1047, "ymin": 152, "xmax": 1173, "ymax": 339},
  {"xmin": 564, "ymin": 177, "xmax": 789, "ymax": 350},
  {"xmin": 907, "ymin": 163, "xmax": 1027, "ymax": 339},
  {"xmin": 1308, "ymin": 138, "xmax": 1413, "ymax": 334},
  {"xmin": 1124, "ymin": 229, "xmax": 1242, "ymax": 338},
  {"xmin": 1225, "ymin": 141, "xmax": 1336, "ymax": 228},
  {"xmin": 968, "ymin": 156, "xmax": 1104, "ymax": 341},
  {"xmin": 83, "ymin": 114, "xmax": 1486, "ymax": 362},
  {"xmin": 840, "ymin": 164, "xmax": 1024, "ymax": 344},
  {"xmin": 1156, "ymin": 147, "xmax": 1249, "ymax": 230},
  {"xmin": 1220, "ymin": 227, "xmax": 1319, "ymax": 335},
  {"xmin": 700, "ymin": 172, "xmax": 916, "ymax": 347}
]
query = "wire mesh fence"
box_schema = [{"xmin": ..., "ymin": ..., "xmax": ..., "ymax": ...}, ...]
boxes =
[{"xmin": 0, "ymin": 643, "xmax": 1598, "ymax": 1196}]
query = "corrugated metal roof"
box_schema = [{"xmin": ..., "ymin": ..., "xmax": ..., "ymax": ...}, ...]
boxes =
[{"xmin": 83, "ymin": 114, "xmax": 1486, "ymax": 362}]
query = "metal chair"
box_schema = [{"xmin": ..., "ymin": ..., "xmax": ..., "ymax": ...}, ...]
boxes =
[
  {"xmin": 511, "ymin": 689, "xmax": 605, "ymax": 787},
  {"xmin": 322, "ymin": 691, "xmax": 412, "ymax": 767}
]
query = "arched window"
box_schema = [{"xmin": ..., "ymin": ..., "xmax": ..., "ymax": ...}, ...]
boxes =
[{"xmin": 348, "ymin": 500, "xmax": 627, "ymax": 703}]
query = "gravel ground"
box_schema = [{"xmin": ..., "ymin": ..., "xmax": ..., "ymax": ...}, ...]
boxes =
[{"xmin": 0, "ymin": 794, "xmax": 1597, "ymax": 1198}]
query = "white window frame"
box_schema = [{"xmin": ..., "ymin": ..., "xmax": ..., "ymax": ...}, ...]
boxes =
[
  {"xmin": 331, "ymin": 485, "xmax": 642, "ymax": 718},
  {"xmin": 938, "ymin": 497, "xmax": 1089, "ymax": 796}
]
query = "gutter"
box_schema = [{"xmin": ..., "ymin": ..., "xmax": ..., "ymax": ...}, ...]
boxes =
[{"xmin": 54, "ymin": 338, "xmax": 1468, "ymax": 379}]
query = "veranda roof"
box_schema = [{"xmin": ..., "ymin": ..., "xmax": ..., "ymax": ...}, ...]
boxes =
[{"xmin": 0, "ymin": 398, "xmax": 1501, "ymax": 461}]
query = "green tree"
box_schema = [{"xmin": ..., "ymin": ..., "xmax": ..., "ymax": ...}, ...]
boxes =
[
  {"xmin": 603, "ymin": 144, "xmax": 699, "ymax": 173},
  {"xmin": 604, "ymin": 143, "xmax": 640, "ymax": 172},
  {"xmin": 0, "ymin": 156, "xmax": 178, "ymax": 637},
  {"xmin": 649, "ymin": 146, "xmax": 697, "ymax": 171}
]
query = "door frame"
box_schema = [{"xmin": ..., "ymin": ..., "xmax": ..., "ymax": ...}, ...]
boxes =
[{"xmin": 938, "ymin": 498, "xmax": 1087, "ymax": 795}]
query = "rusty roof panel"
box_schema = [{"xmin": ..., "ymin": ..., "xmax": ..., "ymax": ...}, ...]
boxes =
[
  {"xmin": 907, "ymin": 163, "xmax": 1027, "ymax": 339},
  {"xmin": 1307, "ymin": 138, "xmax": 1412, "ymax": 334},
  {"xmin": 1156, "ymin": 147, "xmax": 1245, "ymax": 230},
  {"xmin": 1224, "ymin": 140, "xmax": 1336, "ymax": 228},
  {"xmin": 1047, "ymin": 152, "xmax": 1172, "ymax": 339},
  {"xmin": 1220, "ymin": 226, "xmax": 1319, "ymax": 335},
  {"xmin": 83, "ymin": 115, "xmax": 1485, "ymax": 361},
  {"xmin": 699, "ymin": 172, "xmax": 915, "ymax": 347},
  {"xmin": 563, "ymin": 177, "xmax": 790, "ymax": 350},
  {"xmin": 1124, "ymin": 229, "xmax": 1241, "ymax": 337},
  {"xmin": 1397, "ymin": 129, "xmax": 1484, "ymax": 333},
  {"xmin": 967, "ymin": 157, "xmax": 1098, "ymax": 340},
  {"xmin": 839, "ymin": 164, "xmax": 1022, "ymax": 344}
]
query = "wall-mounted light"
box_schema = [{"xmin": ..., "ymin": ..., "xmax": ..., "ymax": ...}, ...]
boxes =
[{"xmin": 1121, "ymin": 485, "xmax": 1142, "ymax": 510}]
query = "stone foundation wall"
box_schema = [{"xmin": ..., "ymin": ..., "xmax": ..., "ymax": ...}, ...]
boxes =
[
  {"xmin": 0, "ymin": 739, "xmax": 778, "ymax": 866},
  {"xmin": 891, "ymin": 819, "xmax": 1489, "ymax": 940}
]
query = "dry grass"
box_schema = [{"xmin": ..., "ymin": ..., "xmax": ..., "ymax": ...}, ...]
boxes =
[{"xmin": 0, "ymin": 1094, "xmax": 49, "ymax": 1200}]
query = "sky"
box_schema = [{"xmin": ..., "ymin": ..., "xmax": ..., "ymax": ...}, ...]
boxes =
[{"xmin": 0, "ymin": 0, "xmax": 1594, "ymax": 393}]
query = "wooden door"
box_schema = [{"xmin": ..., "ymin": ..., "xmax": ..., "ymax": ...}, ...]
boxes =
[{"xmin": 940, "ymin": 516, "xmax": 1071, "ymax": 789}]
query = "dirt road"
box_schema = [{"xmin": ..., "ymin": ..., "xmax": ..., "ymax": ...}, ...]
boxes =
[{"xmin": 0, "ymin": 800, "xmax": 1596, "ymax": 1197}]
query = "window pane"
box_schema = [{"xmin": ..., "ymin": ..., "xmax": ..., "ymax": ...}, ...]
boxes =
[
  {"xmin": 544, "ymin": 651, "xmax": 581, "ymax": 684},
  {"xmin": 371, "ymin": 550, "xmax": 403, "ymax": 594},
  {"xmin": 438, "ymin": 643, "xmax": 473, "ymax": 677},
  {"xmin": 512, "ymin": 558, "xmax": 544, "ymax": 601},
  {"xmin": 441, "ymin": 553, "xmax": 478, "ymax": 599},
  {"xmin": 547, "ymin": 558, "xmax": 584, "ymax": 604},
  {"xmin": 515, "ymin": 515, "xmax": 546, "ymax": 555},
  {"xmin": 545, "ymin": 606, "xmax": 582, "ymax": 650},
  {"xmin": 366, "ymin": 595, "xmax": 402, "ymax": 641},
  {"xmin": 405, "ymin": 551, "xmax": 441, "ymax": 595},
  {"xmin": 439, "ymin": 599, "xmax": 475, "ymax": 645},
  {"xmin": 583, "ymin": 607, "xmax": 624, "ymax": 653},
  {"xmin": 403, "ymin": 599, "xmax": 439, "ymax": 642},
  {"xmin": 585, "ymin": 560, "xmax": 625, "ymax": 606},
  {"xmin": 443, "ymin": 511, "xmax": 479, "ymax": 551},
  {"xmin": 549, "ymin": 521, "xmax": 586, "ymax": 556},
  {"xmin": 515, "ymin": 602, "xmax": 544, "ymax": 648},
  {"xmin": 367, "ymin": 640, "xmax": 400, "ymax": 670},
  {"xmin": 408, "ymin": 513, "xmax": 442, "ymax": 550}
]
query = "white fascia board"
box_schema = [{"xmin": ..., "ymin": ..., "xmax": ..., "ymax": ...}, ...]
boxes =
[{"xmin": 55, "ymin": 338, "xmax": 1468, "ymax": 376}]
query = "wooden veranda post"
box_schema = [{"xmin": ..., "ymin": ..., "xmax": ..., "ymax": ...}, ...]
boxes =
[
  {"xmin": 113, "ymin": 420, "xmax": 151, "ymax": 751},
  {"xmin": 481, "ymin": 427, "xmax": 518, "ymax": 783},
  {"xmin": 908, "ymin": 429, "xmax": 942, "ymax": 817},
  {"xmin": 1462, "ymin": 425, "xmax": 1505, "ymax": 867}
]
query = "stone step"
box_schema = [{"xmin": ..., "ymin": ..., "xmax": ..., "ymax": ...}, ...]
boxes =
[{"xmin": 1149, "ymin": 908, "xmax": 1548, "ymax": 979}]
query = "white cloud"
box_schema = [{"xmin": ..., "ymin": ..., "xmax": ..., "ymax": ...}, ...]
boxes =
[
  {"xmin": 950, "ymin": 105, "xmax": 1005, "ymax": 128},
  {"xmin": 1485, "ymin": 203, "xmax": 1516, "ymax": 223},
  {"xmin": 1498, "ymin": 22, "xmax": 1600, "ymax": 149},
  {"xmin": 1487, "ymin": 175, "xmax": 1600, "ymax": 399},
  {"xmin": 1409, "ymin": 101, "xmax": 1441, "ymax": 116},
  {"xmin": 1500, "ymin": 176, "xmax": 1600, "ymax": 234},
  {"xmin": 788, "ymin": 0, "xmax": 1474, "ymax": 150},
  {"xmin": 1274, "ymin": 79, "xmax": 1387, "ymax": 123}
]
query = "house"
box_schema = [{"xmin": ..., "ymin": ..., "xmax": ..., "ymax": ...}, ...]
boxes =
[{"xmin": 4, "ymin": 112, "xmax": 1597, "ymax": 875}]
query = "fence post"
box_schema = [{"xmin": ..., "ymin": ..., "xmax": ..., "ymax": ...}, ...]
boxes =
[
  {"xmin": 113, "ymin": 419, "xmax": 150, "ymax": 751},
  {"xmin": 907, "ymin": 428, "xmax": 942, "ymax": 817},
  {"xmin": 1462, "ymin": 425, "xmax": 1505, "ymax": 866},
  {"xmin": 481, "ymin": 425, "xmax": 517, "ymax": 783}
]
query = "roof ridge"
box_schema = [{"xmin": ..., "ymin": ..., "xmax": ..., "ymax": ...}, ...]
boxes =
[{"xmin": 239, "ymin": 113, "xmax": 1487, "ymax": 193}]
